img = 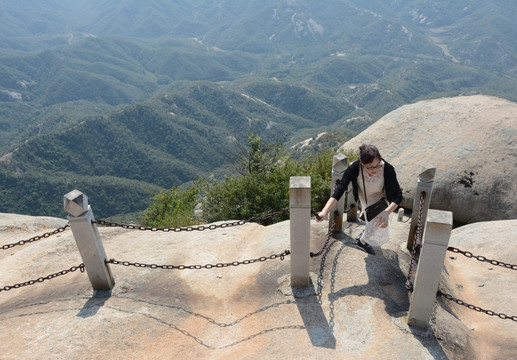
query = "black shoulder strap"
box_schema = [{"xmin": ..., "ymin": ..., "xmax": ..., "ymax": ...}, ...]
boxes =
[{"xmin": 361, "ymin": 164, "xmax": 367, "ymax": 206}]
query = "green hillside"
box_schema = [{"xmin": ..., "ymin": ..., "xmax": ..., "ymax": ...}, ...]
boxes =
[
  {"xmin": 1, "ymin": 0, "xmax": 517, "ymax": 219},
  {"xmin": 0, "ymin": 82, "xmax": 353, "ymax": 218},
  {"xmin": 0, "ymin": 36, "xmax": 263, "ymax": 150}
]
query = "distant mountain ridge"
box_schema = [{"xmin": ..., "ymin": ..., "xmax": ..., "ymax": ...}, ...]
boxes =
[
  {"xmin": 0, "ymin": 82, "xmax": 348, "ymax": 218},
  {"xmin": 1, "ymin": 0, "xmax": 517, "ymax": 219},
  {"xmin": 1, "ymin": 0, "xmax": 515, "ymax": 75}
]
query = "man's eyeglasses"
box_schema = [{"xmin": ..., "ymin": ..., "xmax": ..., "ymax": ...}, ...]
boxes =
[{"xmin": 365, "ymin": 164, "xmax": 383, "ymax": 170}]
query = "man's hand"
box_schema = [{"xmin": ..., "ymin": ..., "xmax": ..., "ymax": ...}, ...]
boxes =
[
  {"xmin": 378, "ymin": 211, "xmax": 389, "ymax": 228},
  {"xmin": 315, "ymin": 212, "xmax": 325, "ymax": 222}
]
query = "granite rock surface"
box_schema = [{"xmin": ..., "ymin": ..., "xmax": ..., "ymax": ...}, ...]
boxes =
[
  {"xmin": 1, "ymin": 212, "xmax": 515, "ymax": 359},
  {"xmin": 339, "ymin": 95, "xmax": 517, "ymax": 224}
]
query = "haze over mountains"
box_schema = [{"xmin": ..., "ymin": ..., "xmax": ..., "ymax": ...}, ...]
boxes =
[{"xmin": 1, "ymin": 0, "xmax": 516, "ymax": 219}]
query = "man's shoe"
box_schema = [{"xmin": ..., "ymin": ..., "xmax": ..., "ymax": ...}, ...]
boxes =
[{"xmin": 357, "ymin": 239, "xmax": 376, "ymax": 255}]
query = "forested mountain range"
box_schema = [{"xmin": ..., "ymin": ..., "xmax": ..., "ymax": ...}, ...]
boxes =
[{"xmin": 1, "ymin": 0, "xmax": 516, "ymax": 219}]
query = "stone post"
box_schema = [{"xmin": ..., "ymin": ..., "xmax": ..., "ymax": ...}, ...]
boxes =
[
  {"xmin": 407, "ymin": 167, "xmax": 436, "ymax": 251},
  {"xmin": 397, "ymin": 208, "xmax": 405, "ymax": 222},
  {"xmin": 346, "ymin": 190, "xmax": 357, "ymax": 222},
  {"xmin": 289, "ymin": 176, "xmax": 311, "ymax": 287},
  {"xmin": 64, "ymin": 190, "xmax": 115, "ymax": 291},
  {"xmin": 329, "ymin": 153, "xmax": 347, "ymax": 233},
  {"xmin": 408, "ymin": 209, "xmax": 453, "ymax": 329}
]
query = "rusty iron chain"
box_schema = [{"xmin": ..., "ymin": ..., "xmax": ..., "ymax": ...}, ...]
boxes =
[
  {"xmin": 400, "ymin": 214, "xmax": 412, "ymax": 223},
  {"xmin": 106, "ymin": 250, "xmax": 290, "ymax": 270},
  {"xmin": 437, "ymin": 290, "xmax": 517, "ymax": 322},
  {"xmin": 1, "ymin": 224, "xmax": 70, "ymax": 250},
  {"xmin": 447, "ymin": 247, "xmax": 517, "ymax": 270},
  {"xmin": 311, "ymin": 209, "xmax": 322, "ymax": 221},
  {"xmin": 94, "ymin": 209, "xmax": 289, "ymax": 232},
  {"xmin": 328, "ymin": 241, "xmax": 346, "ymax": 330},
  {"xmin": 310, "ymin": 210, "xmax": 337, "ymax": 258},
  {"xmin": 406, "ymin": 191, "xmax": 425, "ymax": 292},
  {"xmin": 247, "ymin": 209, "xmax": 289, "ymax": 222},
  {"xmin": 316, "ymin": 236, "xmax": 341, "ymax": 302},
  {"xmin": 0, "ymin": 263, "xmax": 85, "ymax": 293}
]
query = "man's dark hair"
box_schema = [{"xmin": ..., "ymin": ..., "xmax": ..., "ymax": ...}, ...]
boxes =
[{"xmin": 359, "ymin": 144, "xmax": 381, "ymax": 164}]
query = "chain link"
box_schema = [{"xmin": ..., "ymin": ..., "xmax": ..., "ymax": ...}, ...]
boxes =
[
  {"xmin": 328, "ymin": 242, "xmax": 345, "ymax": 330},
  {"xmin": 400, "ymin": 215, "xmax": 412, "ymax": 223},
  {"xmin": 95, "ymin": 209, "xmax": 288, "ymax": 232},
  {"xmin": 447, "ymin": 247, "xmax": 517, "ymax": 270},
  {"xmin": 406, "ymin": 192, "xmax": 425, "ymax": 291},
  {"xmin": 311, "ymin": 209, "xmax": 322, "ymax": 221},
  {"xmin": 316, "ymin": 237, "xmax": 341, "ymax": 303},
  {"xmin": 0, "ymin": 263, "xmax": 85, "ymax": 292},
  {"xmin": 1, "ymin": 224, "xmax": 70, "ymax": 250},
  {"xmin": 310, "ymin": 211, "xmax": 337, "ymax": 258},
  {"xmin": 437, "ymin": 290, "xmax": 517, "ymax": 322},
  {"xmin": 247, "ymin": 209, "xmax": 289, "ymax": 223},
  {"xmin": 106, "ymin": 250, "xmax": 290, "ymax": 270}
]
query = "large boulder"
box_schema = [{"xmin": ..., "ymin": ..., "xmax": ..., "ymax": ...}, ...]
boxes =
[
  {"xmin": 439, "ymin": 219, "xmax": 517, "ymax": 360},
  {"xmin": 339, "ymin": 95, "xmax": 517, "ymax": 224},
  {"xmin": 2, "ymin": 211, "xmax": 517, "ymax": 358}
]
